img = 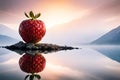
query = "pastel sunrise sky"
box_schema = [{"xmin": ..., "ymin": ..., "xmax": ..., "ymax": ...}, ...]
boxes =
[{"xmin": 0, "ymin": 0, "xmax": 120, "ymax": 44}]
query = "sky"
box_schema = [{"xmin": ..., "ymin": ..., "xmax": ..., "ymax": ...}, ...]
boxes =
[
  {"xmin": 0, "ymin": 0, "xmax": 120, "ymax": 44},
  {"xmin": 0, "ymin": 0, "xmax": 120, "ymax": 29}
]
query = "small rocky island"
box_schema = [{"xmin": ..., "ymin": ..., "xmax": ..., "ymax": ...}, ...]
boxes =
[{"xmin": 3, "ymin": 41, "xmax": 79, "ymax": 54}]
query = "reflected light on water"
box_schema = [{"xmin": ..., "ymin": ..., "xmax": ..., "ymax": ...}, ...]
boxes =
[
  {"xmin": 1, "ymin": 46, "xmax": 120, "ymax": 80},
  {"xmin": 42, "ymin": 62, "xmax": 84, "ymax": 80},
  {"xmin": 1, "ymin": 59, "xmax": 18, "ymax": 65}
]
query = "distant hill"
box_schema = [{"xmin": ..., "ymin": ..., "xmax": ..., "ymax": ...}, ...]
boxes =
[
  {"xmin": 91, "ymin": 26, "xmax": 120, "ymax": 45},
  {"xmin": 0, "ymin": 24, "xmax": 20, "ymax": 39},
  {"xmin": 0, "ymin": 35, "xmax": 19, "ymax": 46}
]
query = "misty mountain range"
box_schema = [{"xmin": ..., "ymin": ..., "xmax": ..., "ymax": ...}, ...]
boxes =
[
  {"xmin": 0, "ymin": 35, "xmax": 19, "ymax": 45},
  {"xmin": 91, "ymin": 26, "xmax": 120, "ymax": 45},
  {"xmin": 0, "ymin": 24, "xmax": 120, "ymax": 45},
  {"xmin": 0, "ymin": 24, "xmax": 19, "ymax": 46},
  {"xmin": 0, "ymin": 24, "xmax": 20, "ymax": 39}
]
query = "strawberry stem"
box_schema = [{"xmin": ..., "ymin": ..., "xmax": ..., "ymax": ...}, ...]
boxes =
[
  {"xmin": 32, "ymin": 73, "xmax": 35, "ymax": 75},
  {"xmin": 30, "ymin": 75, "xmax": 34, "ymax": 80},
  {"xmin": 24, "ymin": 11, "xmax": 41, "ymax": 20}
]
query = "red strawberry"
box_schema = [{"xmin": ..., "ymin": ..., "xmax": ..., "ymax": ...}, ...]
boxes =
[
  {"xmin": 19, "ymin": 11, "xmax": 46, "ymax": 43},
  {"xmin": 19, "ymin": 53, "xmax": 46, "ymax": 73},
  {"xmin": 19, "ymin": 53, "xmax": 46, "ymax": 80}
]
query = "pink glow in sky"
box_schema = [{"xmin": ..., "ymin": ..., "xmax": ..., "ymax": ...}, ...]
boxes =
[
  {"xmin": 0, "ymin": 0, "xmax": 120, "ymax": 44},
  {"xmin": 0, "ymin": 0, "xmax": 120, "ymax": 29}
]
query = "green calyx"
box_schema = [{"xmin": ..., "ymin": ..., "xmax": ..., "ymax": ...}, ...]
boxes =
[
  {"xmin": 25, "ymin": 11, "xmax": 41, "ymax": 20},
  {"xmin": 24, "ymin": 73, "xmax": 41, "ymax": 80}
]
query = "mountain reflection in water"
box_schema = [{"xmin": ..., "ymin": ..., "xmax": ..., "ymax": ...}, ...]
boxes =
[
  {"xmin": 1, "ymin": 46, "xmax": 120, "ymax": 80},
  {"xmin": 93, "ymin": 46, "xmax": 120, "ymax": 63}
]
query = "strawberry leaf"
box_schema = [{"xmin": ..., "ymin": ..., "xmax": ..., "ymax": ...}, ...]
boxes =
[
  {"xmin": 24, "ymin": 75, "xmax": 29, "ymax": 80},
  {"xmin": 35, "ymin": 74, "xmax": 41, "ymax": 80},
  {"xmin": 35, "ymin": 13, "xmax": 41, "ymax": 18},
  {"xmin": 30, "ymin": 75, "xmax": 34, "ymax": 80},
  {"xmin": 24, "ymin": 12, "xmax": 30, "ymax": 18},
  {"xmin": 29, "ymin": 11, "xmax": 35, "ymax": 19}
]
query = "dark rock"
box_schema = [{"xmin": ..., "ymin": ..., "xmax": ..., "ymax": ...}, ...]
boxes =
[{"xmin": 3, "ymin": 41, "xmax": 79, "ymax": 54}]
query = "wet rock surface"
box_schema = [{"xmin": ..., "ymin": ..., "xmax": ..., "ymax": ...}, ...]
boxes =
[{"xmin": 3, "ymin": 41, "xmax": 79, "ymax": 54}]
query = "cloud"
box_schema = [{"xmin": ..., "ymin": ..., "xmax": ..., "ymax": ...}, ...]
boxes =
[
  {"xmin": 0, "ymin": 0, "xmax": 119, "ymax": 15},
  {"xmin": 93, "ymin": 0, "xmax": 120, "ymax": 17},
  {"xmin": 0, "ymin": 0, "xmax": 120, "ymax": 32},
  {"xmin": 0, "ymin": 0, "xmax": 13, "ymax": 10}
]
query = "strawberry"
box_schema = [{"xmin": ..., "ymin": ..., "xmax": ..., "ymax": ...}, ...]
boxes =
[
  {"xmin": 19, "ymin": 11, "xmax": 46, "ymax": 43},
  {"xmin": 19, "ymin": 53, "xmax": 46, "ymax": 73},
  {"xmin": 19, "ymin": 53, "xmax": 46, "ymax": 80}
]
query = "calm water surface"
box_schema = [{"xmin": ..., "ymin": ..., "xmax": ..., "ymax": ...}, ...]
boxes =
[{"xmin": 0, "ymin": 46, "xmax": 120, "ymax": 80}]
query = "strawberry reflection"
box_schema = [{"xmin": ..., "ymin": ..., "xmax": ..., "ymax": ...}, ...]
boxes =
[{"xmin": 19, "ymin": 53, "xmax": 46, "ymax": 80}]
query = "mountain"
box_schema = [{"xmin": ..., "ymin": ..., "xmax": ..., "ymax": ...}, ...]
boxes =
[
  {"xmin": 0, "ymin": 35, "xmax": 19, "ymax": 46},
  {"xmin": 0, "ymin": 24, "xmax": 20, "ymax": 39},
  {"xmin": 91, "ymin": 26, "xmax": 120, "ymax": 45}
]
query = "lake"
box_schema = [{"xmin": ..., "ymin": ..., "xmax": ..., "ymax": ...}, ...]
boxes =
[{"xmin": 0, "ymin": 45, "xmax": 120, "ymax": 80}]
